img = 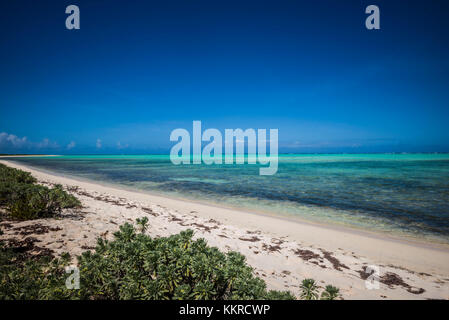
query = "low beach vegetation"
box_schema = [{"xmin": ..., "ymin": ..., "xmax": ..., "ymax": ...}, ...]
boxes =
[
  {"xmin": 1, "ymin": 221, "xmax": 340, "ymax": 300},
  {"xmin": 0, "ymin": 222, "xmax": 297, "ymax": 300},
  {"xmin": 0, "ymin": 163, "xmax": 81, "ymax": 220}
]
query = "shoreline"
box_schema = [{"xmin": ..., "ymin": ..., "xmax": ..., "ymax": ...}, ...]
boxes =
[
  {"xmin": 1, "ymin": 159, "xmax": 449, "ymax": 299},
  {"xmin": 0, "ymin": 155, "xmax": 60, "ymax": 157},
  {"xmin": 2, "ymin": 158, "xmax": 448, "ymax": 251}
]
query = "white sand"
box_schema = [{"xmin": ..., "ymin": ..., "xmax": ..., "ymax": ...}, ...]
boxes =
[{"xmin": 1, "ymin": 159, "xmax": 448, "ymax": 300}]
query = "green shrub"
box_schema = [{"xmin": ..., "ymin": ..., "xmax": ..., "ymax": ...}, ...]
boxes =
[
  {"xmin": 6, "ymin": 184, "xmax": 81, "ymax": 220},
  {"xmin": 74, "ymin": 223, "xmax": 294, "ymax": 300},
  {"xmin": 0, "ymin": 164, "xmax": 81, "ymax": 220},
  {"xmin": 48, "ymin": 184, "xmax": 82, "ymax": 210},
  {"xmin": 0, "ymin": 222, "xmax": 295, "ymax": 300},
  {"xmin": 300, "ymin": 278, "xmax": 319, "ymax": 300},
  {"xmin": 0, "ymin": 163, "xmax": 37, "ymax": 206},
  {"xmin": 321, "ymin": 285, "xmax": 340, "ymax": 300},
  {"xmin": 136, "ymin": 216, "xmax": 149, "ymax": 233},
  {"xmin": 0, "ymin": 243, "xmax": 73, "ymax": 300},
  {"xmin": 0, "ymin": 182, "xmax": 11, "ymax": 206},
  {"xmin": 298, "ymin": 279, "xmax": 341, "ymax": 300},
  {"xmin": 0, "ymin": 163, "xmax": 37, "ymax": 184},
  {"xmin": 264, "ymin": 290, "xmax": 296, "ymax": 300}
]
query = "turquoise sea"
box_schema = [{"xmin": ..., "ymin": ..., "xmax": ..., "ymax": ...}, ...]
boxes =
[{"xmin": 4, "ymin": 154, "xmax": 449, "ymax": 244}]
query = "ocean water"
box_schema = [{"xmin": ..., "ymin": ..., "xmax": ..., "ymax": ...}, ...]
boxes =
[{"xmin": 4, "ymin": 154, "xmax": 449, "ymax": 244}]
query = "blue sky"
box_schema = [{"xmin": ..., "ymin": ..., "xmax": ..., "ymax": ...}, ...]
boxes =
[{"xmin": 1, "ymin": 0, "xmax": 448, "ymax": 154}]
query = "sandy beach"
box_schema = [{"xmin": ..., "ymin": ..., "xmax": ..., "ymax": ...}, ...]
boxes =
[{"xmin": 1, "ymin": 159, "xmax": 448, "ymax": 300}]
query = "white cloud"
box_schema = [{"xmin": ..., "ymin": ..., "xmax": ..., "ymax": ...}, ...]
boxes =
[
  {"xmin": 0, "ymin": 132, "xmax": 60, "ymax": 152},
  {"xmin": 67, "ymin": 141, "xmax": 76, "ymax": 150},
  {"xmin": 36, "ymin": 138, "xmax": 59, "ymax": 149},
  {"xmin": 96, "ymin": 139, "xmax": 102, "ymax": 149},
  {"xmin": 0, "ymin": 132, "xmax": 28, "ymax": 148}
]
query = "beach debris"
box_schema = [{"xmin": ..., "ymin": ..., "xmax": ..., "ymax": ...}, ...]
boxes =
[
  {"xmin": 358, "ymin": 266, "xmax": 425, "ymax": 294},
  {"xmin": 2, "ymin": 236, "xmax": 55, "ymax": 260},
  {"xmin": 169, "ymin": 216, "xmax": 183, "ymax": 222},
  {"xmin": 141, "ymin": 207, "xmax": 158, "ymax": 216},
  {"xmin": 271, "ymin": 238, "xmax": 284, "ymax": 245},
  {"xmin": 246, "ymin": 230, "xmax": 261, "ymax": 235},
  {"xmin": 320, "ymin": 249, "xmax": 349, "ymax": 271},
  {"xmin": 12, "ymin": 224, "xmax": 62, "ymax": 236},
  {"xmin": 238, "ymin": 236, "xmax": 261, "ymax": 242},
  {"xmin": 262, "ymin": 243, "xmax": 282, "ymax": 253},
  {"xmin": 293, "ymin": 248, "xmax": 321, "ymax": 262}
]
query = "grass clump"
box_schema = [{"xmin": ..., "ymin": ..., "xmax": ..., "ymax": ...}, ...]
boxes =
[{"xmin": 0, "ymin": 163, "xmax": 81, "ymax": 220}]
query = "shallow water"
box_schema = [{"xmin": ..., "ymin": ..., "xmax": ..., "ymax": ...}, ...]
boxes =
[{"xmin": 5, "ymin": 154, "xmax": 449, "ymax": 244}]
